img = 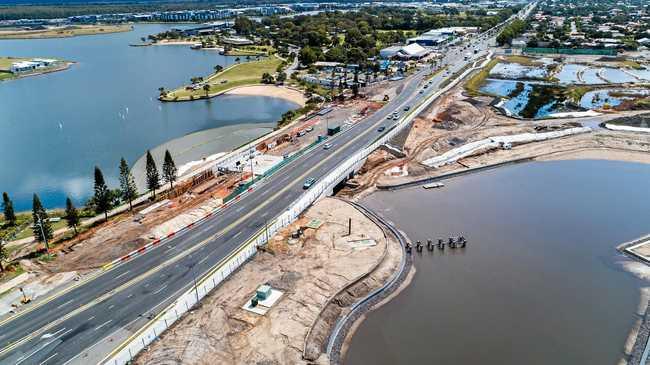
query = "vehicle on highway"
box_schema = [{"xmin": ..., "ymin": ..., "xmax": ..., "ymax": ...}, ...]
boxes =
[
  {"xmin": 323, "ymin": 143, "xmax": 332, "ymax": 150},
  {"xmin": 419, "ymin": 90, "xmax": 424, "ymax": 94},
  {"xmin": 393, "ymin": 115, "xmax": 399, "ymax": 120},
  {"xmin": 403, "ymin": 106, "xmax": 410, "ymax": 111},
  {"xmin": 377, "ymin": 126, "xmax": 386, "ymax": 132},
  {"xmin": 303, "ymin": 177, "xmax": 316, "ymax": 189}
]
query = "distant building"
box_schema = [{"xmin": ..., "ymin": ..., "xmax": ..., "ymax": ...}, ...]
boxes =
[
  {"xmin": 222, "ymin": 36, "xmax": 254, "ymax": 46},
  {"xmin": 10, "ymin": 58, "xmax": 58, "ymax": 73},
  {"xmin": 380, "ymin": 43, "xmax": 430, "ymax": 59},
  {"xmin": 408, "ymin": 26, "xmax": 479, "ymax": 47}
]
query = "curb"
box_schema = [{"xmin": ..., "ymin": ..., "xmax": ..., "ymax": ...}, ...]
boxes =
[{"xmin": 100, "ymin": 185, "xmax": 257, "ymax": 272}]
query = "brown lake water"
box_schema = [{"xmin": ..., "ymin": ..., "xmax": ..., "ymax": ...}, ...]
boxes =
[{"xmin": 346, "ymin": 159, "xmax": 650, "ymax": 365}]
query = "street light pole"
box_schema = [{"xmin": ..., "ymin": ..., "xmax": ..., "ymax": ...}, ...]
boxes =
[
  {"xmin": 249, "ymin": 149, "xmax": 254, "ymax": 182},
  {"xmin": 36, "ymin": 214, "xmax": 50, "ymax": 256}
]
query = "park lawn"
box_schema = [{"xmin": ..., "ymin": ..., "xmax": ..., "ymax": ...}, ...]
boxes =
[
  {"xmin": 0, "ymin": 24, "xmax": 132, "ymax": 39},
  {"xmin": 0, "ymin": 57, "xmax": 28, "ymax": 71},
  {"xmin": 163, "ymin": 55, "xmax": 283, "ymax": 100},
  {"xmin": 12, "ymin": 219, "xmax": 69, "ymax": 241},
  {"xmin": 503, "ymin": 55, "xmax": 541, "ymax": 66}
]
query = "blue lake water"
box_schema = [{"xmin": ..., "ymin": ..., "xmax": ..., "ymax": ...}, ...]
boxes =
[
  {"xmin": 480, "ymin": 79, "xmax": 560, "ymax": 119},
  {"xmin": 0, "ymin": 24, "xmax": 298, "ymax": 210}
]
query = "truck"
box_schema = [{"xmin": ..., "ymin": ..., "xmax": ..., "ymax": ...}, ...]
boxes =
[{"xmin": 327, "ymin": 125, "xmax": 341, "ymax": 136}]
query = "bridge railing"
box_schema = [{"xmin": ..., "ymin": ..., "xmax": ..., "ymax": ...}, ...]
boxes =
[{"xmin": 101, "ymin": 51, "xmax": 493, "ymax": 365}]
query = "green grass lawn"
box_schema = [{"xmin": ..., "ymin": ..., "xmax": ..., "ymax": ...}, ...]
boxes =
[
  {"xmin": 162, "ymin": 55, "xmax": 284, "ymax": 101},
  {"xmin": 0, "ymin": 56, "xmax": 27, "ymax": 71}
]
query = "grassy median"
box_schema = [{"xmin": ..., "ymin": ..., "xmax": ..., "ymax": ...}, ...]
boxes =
[{"xmin": 464, "ymin": 59, "xmax": 498, "ymax": 96}]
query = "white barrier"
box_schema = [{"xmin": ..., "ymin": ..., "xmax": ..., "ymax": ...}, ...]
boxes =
[
  {"xmin": 423, "ymin": 127, "xmax": 592, "ymax": 168},
  {"xmin": 605, "ymin": 123, "xmax": 650, "ymax": 134},
  {"xmin": 102, "ymin": 50, "xmax": 495, "ymax": 365}
]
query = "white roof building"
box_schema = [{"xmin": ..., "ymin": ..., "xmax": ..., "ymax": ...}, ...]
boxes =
[{"xmin": 380, "ymin": 43, "xmax": 430, "ymax": 59}]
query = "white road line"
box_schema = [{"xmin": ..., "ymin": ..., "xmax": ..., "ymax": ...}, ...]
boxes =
[
  {"xmin": 86, "ymin": 316, "xmax": 95, "ymax": 322},
  {"xmin": 114, "ymin": 270, "xmax": 131, "ymax": 280},
  {"xmin": 17, "ymin": 329, "xmax": 71, "ymax": 365},
  {"xmin": 55, "ymin": 299, "xmax": 74, "ymax": 310},
  {"xmin": 38, "ymin": 352, "xmax": 58, "ymax": 365},
  {"xmin": 94, "ymin": 320, "xmax": 112, "ymax": 331},
  {"xmin": 151, "ymin": 285, "xmax": 168, "ymax": 296},
  {"xmin": 197, "ymin": 256, "xmax": 209, "ymax": 266},
  {"xmin": 108, "ymin": 305, "xmax": 114, "ymax": 310}
]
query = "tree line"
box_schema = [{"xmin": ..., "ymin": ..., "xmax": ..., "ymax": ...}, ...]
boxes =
[
  {"xmin": 232, "ymin": 6, "xmax": 520, "ymax": 68},
  {"xmin": 1, "ymin": 149, "xmax": 178, "ymax": 251}
]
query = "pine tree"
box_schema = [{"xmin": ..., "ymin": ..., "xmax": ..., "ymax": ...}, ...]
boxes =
[
  {"xmin": 93, "ymin": 166, "xmax": 111, "ymax": 222},
  {"xmin": 2, "ymin": 192, "xmax": 16, "ymax": 226},
  {"xmin": 162, "ymin": 150, "xmax": 178, "ymax": 189},
  {"xmin": 119, "ymin": 158, "xmax": 138, "ymax": 210},
  {"xmin": 32, "ymin": 194, "xmax": 53, "ymax": 244},
  {"xmin": 64, "ymin": 197, "xmax": 80, "ymax": 235},
  {"xmin": 145, "ymin": 150, "xmax": 161, "ymax": 199},
  {"xmin": 0, "ymin": 240, "xmax": 6, "ymax": 272}
]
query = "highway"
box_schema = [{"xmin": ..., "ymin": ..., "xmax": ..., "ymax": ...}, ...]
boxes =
[{"xmin": 0, "ymin": 5, "xmax": 533, "ymax": 364}]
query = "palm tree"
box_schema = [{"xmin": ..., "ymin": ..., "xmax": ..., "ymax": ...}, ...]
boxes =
[{"xmin": 203, "ymin": 84, "xmax": 211, "ymax": 97}]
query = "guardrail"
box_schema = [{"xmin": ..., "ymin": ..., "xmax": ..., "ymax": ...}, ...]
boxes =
[{"xmin": 101, "ymin": 50, "xmax": 495, "ymax": 365}]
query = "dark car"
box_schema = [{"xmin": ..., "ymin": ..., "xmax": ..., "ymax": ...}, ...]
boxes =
[{"xmin": 377, "ymin": 126, "xmax": 386, "ymax": 132}]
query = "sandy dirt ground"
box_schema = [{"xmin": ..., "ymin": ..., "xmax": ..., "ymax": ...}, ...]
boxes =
[
  {"xmin": 135, "ymin": 197, "xmax": 401, "ymax": 365},
  {"xmin": 225, "ymin": 85, "xmax": 307, "ymax": 106},
  {"xmin": 339, "ymin": 83, "xmax": 650, "ymax": 199}
]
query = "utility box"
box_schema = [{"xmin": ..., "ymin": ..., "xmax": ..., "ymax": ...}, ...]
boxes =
[
  {"xmin": 327, "ymin": 126, "xmax": 340, "ymax": 136},
  {"xmin": 256, "ymin": 285, "xmax": 272, "ymax": 300}
]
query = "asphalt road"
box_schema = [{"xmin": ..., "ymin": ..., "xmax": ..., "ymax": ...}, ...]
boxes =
[{"xmin": 0, "ymin": 7, "xmax": 533, "ymax": 364}]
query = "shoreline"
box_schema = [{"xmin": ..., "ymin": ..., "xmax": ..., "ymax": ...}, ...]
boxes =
[
  {"xmin": 1, "ymin": 61, "xmax": 74, "ymax": 82},
  {"xmin": 0, "ymin": 24, "xmax": 132, "ymax": 40},
  {"xmin": 224, "ymin": 85, "xmax": 307, "ymax": 107}
]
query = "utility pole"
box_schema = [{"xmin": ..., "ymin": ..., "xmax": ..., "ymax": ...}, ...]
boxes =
[
  {"xmin": 249, "ymin": 148, "xmax": 255, "ymax": 183},
  {"xmin": 36, "ymin": 214, "xmax": 50, "ymax": 256}
]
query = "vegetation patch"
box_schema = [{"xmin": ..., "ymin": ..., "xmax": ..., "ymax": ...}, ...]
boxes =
[
  {"xmin": 161, "ymin": 55, "xmax": 284, "ymax": 101},
  {"xmin": 464, "ymin": 59, "xmax": 499, "ymax": 96},
  {"xmin": 564, "ymin": 85, "xmax": 592, "ymax": 104}
]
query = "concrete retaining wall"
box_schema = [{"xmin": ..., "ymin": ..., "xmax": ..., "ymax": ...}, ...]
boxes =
[
  {"xmin": 422, "ymin": 127, "xmax": 592, "ymax": 168},
  {"xmin": 101, "ymin": 49, "xmax": 496, "ymax": 365}
]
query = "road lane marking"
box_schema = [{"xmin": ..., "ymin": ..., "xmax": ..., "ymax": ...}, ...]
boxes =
[
  {"xmin": 0, "ymin": 64, "xmax": 456, "ymax": 359},
  {"xmin": 16, "ymin": 329, "xmax": 71, "ymax": 365},
  {"xmin": 151, "ymin": 285, "xmax": 168, "ymax": 296},
  {"xmin": 94, "ymin": 320, "xmax": 112, "ymax": 331},
  {"xmin": 55, "ymin": 299, "xmax": 74, "ymax": 310},
  {"xmin": 86, "ymin": 316, "xmax": 95, "ymax": 322},
  {"xmin": 197, "ymin": 256, "xmax": 210, "ymax": 266},
  {"xmin": 114, "ymin": 270, "xmax": 131, "ymax": 280},
  {"xmin": 38, "ymin": 352, "xmax": 58, "ymax": 365},
  {"xmin": 0, "ymin": 230, "xmax": 222, "ymax": 358}
]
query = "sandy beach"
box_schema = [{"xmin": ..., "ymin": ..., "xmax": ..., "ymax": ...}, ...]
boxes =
[{"xmin": 226, "ymin": 85, "xmax": 307, "ymax": 106}]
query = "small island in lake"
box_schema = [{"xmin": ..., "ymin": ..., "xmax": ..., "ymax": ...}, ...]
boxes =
[{"xmin": 0, "ymin": 57, "xmax": 73, "ymax": 81}]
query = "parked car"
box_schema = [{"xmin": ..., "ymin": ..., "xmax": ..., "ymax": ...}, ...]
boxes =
[
  {"xmin": 305, "ymin": 126, "xmax": 314, "ymax": 132},
  {"xmin": 303, "ymin": 177, "xmax": 316, "ymax": 189}
]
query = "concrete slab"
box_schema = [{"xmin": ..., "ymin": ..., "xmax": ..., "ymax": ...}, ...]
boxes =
[{"xmin": 242, "ymin": 288, "xmax": 284, "ymax": 316}]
